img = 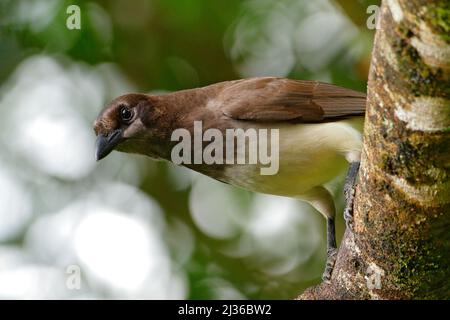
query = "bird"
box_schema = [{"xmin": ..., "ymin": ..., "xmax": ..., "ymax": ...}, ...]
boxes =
[{"xmin": 94, "ymin": 77, "xmax": 366, "ymax": 281}]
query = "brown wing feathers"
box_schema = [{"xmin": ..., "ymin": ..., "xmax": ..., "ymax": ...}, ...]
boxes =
[
  {"xmin": 219, "ymin": 77, "xmax": 366, "ymax": 123},
  {"xmin": 312, "ymin": 82, "xmax": 366, "ymax": 118}
]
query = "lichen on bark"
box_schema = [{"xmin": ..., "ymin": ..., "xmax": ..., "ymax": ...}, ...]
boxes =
[{"xmin": 298, "ymin": 0, "xmax": 450, "ymax": 300}]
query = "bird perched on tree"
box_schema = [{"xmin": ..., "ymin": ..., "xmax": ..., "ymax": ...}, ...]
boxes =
[{"xmin": 94, "ymin": 77, "xmax": 365, "ymax": 281}]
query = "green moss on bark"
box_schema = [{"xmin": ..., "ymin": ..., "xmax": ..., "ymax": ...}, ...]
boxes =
[{"xmin": 426, "ymin": 1, "xmax": 450, "ymax": 43}]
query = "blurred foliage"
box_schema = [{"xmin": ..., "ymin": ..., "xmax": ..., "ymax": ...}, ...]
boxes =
[{"xmin": 0, "ymin": 0, "xmax": 379, "ymax": 299}]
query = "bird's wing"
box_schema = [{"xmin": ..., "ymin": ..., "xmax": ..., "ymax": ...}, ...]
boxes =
[{"xmin": 217, "ymin": 77, "xmax": 366, "ymax": 122}]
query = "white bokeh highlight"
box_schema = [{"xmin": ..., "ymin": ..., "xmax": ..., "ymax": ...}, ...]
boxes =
[{"xmin": 0, "ymin": 165, "xmax": 33, "ymax": 241}]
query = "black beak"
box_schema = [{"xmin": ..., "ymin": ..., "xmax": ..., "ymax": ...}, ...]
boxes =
[{"xmin": 95, "ymin": 129, "xmax": 123, "ymax": 161}]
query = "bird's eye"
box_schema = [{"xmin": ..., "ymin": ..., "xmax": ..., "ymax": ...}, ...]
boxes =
[{"xmin": 119, "ymin": 106, "xmax": 133, "ymax": 122}]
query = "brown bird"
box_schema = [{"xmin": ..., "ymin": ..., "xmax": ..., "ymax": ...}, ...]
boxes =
[{"xmin": 94, "ymin": 77, "xmax": 366, "ymax": 281}]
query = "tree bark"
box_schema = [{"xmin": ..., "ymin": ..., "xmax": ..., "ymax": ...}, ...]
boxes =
[{"xmin": 299, "ymin": 0, "xmax": 450, "ymax": 299}]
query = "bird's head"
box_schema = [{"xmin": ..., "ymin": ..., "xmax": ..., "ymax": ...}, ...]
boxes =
[{"xmin": 94, "ymin": 93, "xmax": 152, "ymax": 161}]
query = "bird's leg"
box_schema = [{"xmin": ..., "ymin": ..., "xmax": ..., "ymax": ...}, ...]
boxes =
[
  {"xmin": 302, "ymin": 186, "xmax": 338, "ymax": 282},
  {"xmin": 322, "ymin": 217, "xmax": 337, "ymax": 282},
  {"xmin": 343, "ymin": 161, "xmax": 360, "ymax": 231}
]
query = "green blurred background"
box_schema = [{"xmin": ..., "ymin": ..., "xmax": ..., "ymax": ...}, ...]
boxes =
[{"xmin": 0, "ymin": 0, "xmax": 378, "ymax": 299}]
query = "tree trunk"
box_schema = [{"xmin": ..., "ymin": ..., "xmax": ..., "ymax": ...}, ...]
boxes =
[{"xmin": 299, "ymin": 0, "xmax": 450, "ymax": 299}]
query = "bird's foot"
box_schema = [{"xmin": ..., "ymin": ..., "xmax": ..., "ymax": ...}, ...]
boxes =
[
  {"xmin": 344, "ymin": 186, "xmax": 355, "ymax": 232},
  {"xmin": 343, "ymin": 162, "xmax": 360, "ymax": 233},
  {"xmin": 322, "ymin": 248, "xmax": 338, "ymax": 283}
]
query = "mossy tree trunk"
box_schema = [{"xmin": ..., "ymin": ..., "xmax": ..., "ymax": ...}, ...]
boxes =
[{"xmin": 299, "ymin": 0, "xmax": 450, "ymax": 299}]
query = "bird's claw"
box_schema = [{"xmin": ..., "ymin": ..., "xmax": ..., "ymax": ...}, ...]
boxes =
[
  {"xmin": 344, "ymin": 187, "xmax": 355, "ymax": 232},
  {"xmin": 343, "ymin": 162, "xmax": 359, "ymax": 234},
  {"xmin": 344, "ymin": 208, "xmax": 354, "ymax": 231},
  {"xmin": 344, "ymin": 183, "xmax": 355, "ymax": 202},
  {"xmin": 322, "ymin": 248, "xmax": 338, "ymax": 283}
]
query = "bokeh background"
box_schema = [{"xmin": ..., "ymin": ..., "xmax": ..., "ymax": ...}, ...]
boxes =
[{"xmin": 0, "ymin": 0, "xmax": 378, "ymax": 299}]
